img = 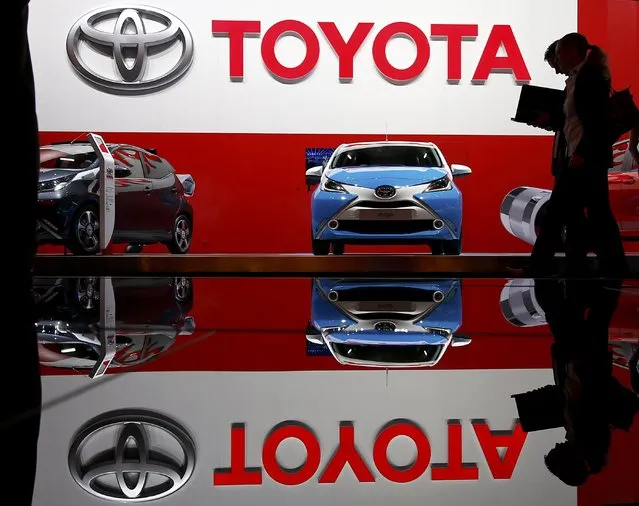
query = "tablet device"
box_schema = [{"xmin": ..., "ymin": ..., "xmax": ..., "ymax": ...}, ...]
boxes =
[{"xmin": 512, "ymin": 84, "xmax": 565, "ymax": 124}]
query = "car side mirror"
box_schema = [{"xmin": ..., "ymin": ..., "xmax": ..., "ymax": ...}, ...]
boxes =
[
  {"xmin": 115, "ymin": 166, "xmax": 131, "ymax": 178},
  {"xmin": 305, "ymin": 166, "xmax": 322, "ymax": 191},
  {"xmin": 451, "ymin": 334, "xmax": 472, "ymax": 347},
  {"xmin": 451, "ymin": 164, "xmax": 472, "ymax": 178}
]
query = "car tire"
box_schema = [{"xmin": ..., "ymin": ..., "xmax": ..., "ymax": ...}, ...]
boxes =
[
  {"xmin": 167, "ymin": 214, "xmax": 192, "ymax": 254},
  {"xmin": 74, "ymin": 277, "xmax": 100, "ymax": 315},
  {"xmin": 125, "ymin": 244, "xmax": 144, "ymax": 254},
  {"xmin": 68, "ymin": 204, "xmax": 100, "ymax": 255},
  {"xmin": 312, "ymin": 238, "xmax": 330, "ymax": 255},
  {"xmin": 172, "ymin": 276, "xmax": 193, "ymax": 305},
  {"xmin": 432, "ymin": 231, "xmax": 462, "ymax": 256},
  {"xmin": 442, "ymin": 240, "xmax": 462, "ymax": 255},
  {"xmin": 332, "ymin": 243, "xmax": 345, "ymax": 255}
]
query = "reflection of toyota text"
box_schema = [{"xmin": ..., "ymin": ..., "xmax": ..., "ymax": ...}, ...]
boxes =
[
  {"xmin": 37, "ymin": 140, "xmax": 194, "ymax": 254},
  {"xmin": 306, "ymin": 278, "xmax": 470, "ymax": 367},
  {"xmin": 68, "ymin": 409, "xmax": 196, "ymax": 501},
  {"xmin": 34, "ymin": 277, "xmax": 195, "ymax": 373},
  {"xmin": 501, "ymin": 137, "xmax": 639, "ymax": 245},
  {"xmin": 67, "ymin": 6, "xmax": 194, "ymax": 94}
]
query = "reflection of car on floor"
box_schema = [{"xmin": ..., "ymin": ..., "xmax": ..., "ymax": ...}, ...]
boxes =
[
  {"xmin": 33, "ymin": 276, "xmax": 195, "ymax": 371},
  {"xmin": 305, "ymin": 141, "xmax": 472, "ymax": 255},
  {"xmin": 306, "ymin": 278, "xmax": 470, "ymax": 367},
  {"xmin": 37, "ymin": 141, "xmax": 195, "ymax": 254},
  {"xmin": 501, "ymin": 137, "xmax": 639, "ymax": 245}
]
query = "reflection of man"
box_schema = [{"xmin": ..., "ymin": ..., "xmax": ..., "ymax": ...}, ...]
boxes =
[{"xmin": 513, "ymin": 279, "xmax": 639, "ymax": 487}]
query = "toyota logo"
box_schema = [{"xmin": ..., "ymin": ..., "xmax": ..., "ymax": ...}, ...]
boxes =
[
  {"xmin": 68, "ymin": 409, "xmax": 196, "ymax": 502},
  {"xmin": 374, "ymin": 185, "xmax": 396, "ymax": 199},
  {"xmin": 66, "ymin": 5, "xmax": 194, "ymax": 94},
  {"xmin": 374, "ymin": 321, "xmax": 397, "ymax": 331}
]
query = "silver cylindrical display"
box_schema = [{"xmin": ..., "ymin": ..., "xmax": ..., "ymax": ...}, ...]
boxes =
[{"xmin": 500, "ymin": 186, "xmax": 551, "ymax": 246}]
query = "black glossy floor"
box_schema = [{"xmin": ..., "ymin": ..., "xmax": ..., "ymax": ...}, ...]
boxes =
[{"xmin": 29, "ymin": 276, "xmax": 639, "ymax": 505}]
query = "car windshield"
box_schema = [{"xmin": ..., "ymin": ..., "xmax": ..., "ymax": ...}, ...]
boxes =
[
  {"xmin": 332, "ymin": 146, "xmax": 443, "ymax": 169},
  {"xmin": 40, "ymin": 148, "xmax": 98, "ymax": 170}
]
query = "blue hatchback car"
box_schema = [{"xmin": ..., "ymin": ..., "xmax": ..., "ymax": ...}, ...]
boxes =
[
  {"xmin": 305, "ymin": 278, "xmax": 471, "ymax": 368},
  {"xmin": 305, "ymin": 141, "xmax": 472, "ymax": 255}
]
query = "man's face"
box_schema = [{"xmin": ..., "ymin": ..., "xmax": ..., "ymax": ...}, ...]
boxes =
[
  {"xmin": 556, "ymin": 42, "xmax": 578, "ymax": 74},
  {"xmin": 546, "ymin": 55, "xmax": 566, "ymax": 76},
  {"xmin": 546, "ymin": 56, "xmax": 560, "ymax": 74}
]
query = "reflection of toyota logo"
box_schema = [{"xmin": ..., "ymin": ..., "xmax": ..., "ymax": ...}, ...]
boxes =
[
  {"xmin": 69, "ymin": 409, "xmax": 196, "ymax": 502},
  {"xmin": 374, "ymin": 321, "xmax": 397, "ymax": 331},
  {"xmin": 66, "ymin": 5, "xmax": 194, "ymax": 94},
  {"xmin": 375, "ymin": 185, "xmax": 396, "ymax": 199}
]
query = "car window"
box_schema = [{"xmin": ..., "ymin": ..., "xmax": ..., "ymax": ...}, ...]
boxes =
[
  {"xmin": 332, "ymin": 146, "xmax": 443, "ymax": 169},
  {"xmin": 39, "ymin": 148, "xmax": 97, "ymax": 170},
  {"xmin": 112, "ymin": 148, "xmax": 145, "ymax": 178},
  {"xmin": 141, "ymin": 151, "xmax": 172, "ymax": 179}
]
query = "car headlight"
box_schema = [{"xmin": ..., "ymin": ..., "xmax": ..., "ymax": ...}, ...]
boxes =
[
  {"xmin": 322, "ymin": 178, "xmax": 349, "ymax": 193},
  {"xmin": 423, "ymin": 175, "xmax": 452, "ymax": 192},
  {"xmin": 38, "ymin": 174, "xmax": 74, "ymax": 192}
]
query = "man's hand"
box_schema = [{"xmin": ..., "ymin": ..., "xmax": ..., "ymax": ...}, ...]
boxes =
[
  {"xmin": 526, "ymin": 111, "xmax": 553, "ymax": 130},
  {"xmin": 568, "ymin": 154, "xmax": 585, "ymax": 169}
]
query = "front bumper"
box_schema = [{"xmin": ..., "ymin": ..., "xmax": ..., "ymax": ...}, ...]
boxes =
[{"xmin": 311, "ymin": 184, "xmax": 462, "ymax": 242}]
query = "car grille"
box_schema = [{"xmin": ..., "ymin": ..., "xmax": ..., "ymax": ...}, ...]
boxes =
[
  {"xmin": 332, "ymin": 343, "xmax": 442, "ymax": 364},
  {"xmin": 355, "ymin": 200, "xmax": 418, "ymax": 209},
  {"xmin": 337, "ymin": 220, "xmax": 435, "ymax": 234}
]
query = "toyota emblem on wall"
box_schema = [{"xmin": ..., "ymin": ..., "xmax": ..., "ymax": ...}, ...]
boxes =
[
  {"xmin": 375, "ymin": 185, "xmax": 397, "ymax": 199},
  {"xmin": 68, "ymin": 409, "xmax": 196, "ymax": 502},
  {"xmin": 66, "ymin": 5, "xmax": 194, "ymax": 94}
]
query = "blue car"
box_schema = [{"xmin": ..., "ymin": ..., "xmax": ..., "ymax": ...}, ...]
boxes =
[
  {"xmin": 306, "ymin": 278, "xmax": 471, "ymax": 368},
  {"xmin": 305, "ymin": 141, "xmax": 472, "ymax": 255}
]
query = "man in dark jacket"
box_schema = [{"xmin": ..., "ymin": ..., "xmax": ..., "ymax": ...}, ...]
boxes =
[{"xmin": 523, "ymin": 40, "xmax": 590, "ymax": 275}]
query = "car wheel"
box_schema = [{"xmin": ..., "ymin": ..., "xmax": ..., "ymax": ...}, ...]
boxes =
[
  {"xmin": 167, "ymin": 215, "xmax": 192, "ymax": 254},
  {"xmin": 431, "ymin": 243, "xmax": 444, "ymax": 255},
  {"xmin": 69, "ymin": 205, "xmax": 100, "ymax": 255},
  {"xmin": 75, "ymin": 277, "xmax": 100, "ymax": 313},
  {"xmin": 332, "ymin": 243, "xmax": 345, "ymax": 255},
  {"xmin": 173, "ymin": 277, "xmax": 193, "ymax": 305},
  {"xmin": 312, "ymin": 238, "xmax": 330, "ymax": 255},
  {"xmin": 442, "ymin": 240, "xmax": 462, "ymax": 255}
]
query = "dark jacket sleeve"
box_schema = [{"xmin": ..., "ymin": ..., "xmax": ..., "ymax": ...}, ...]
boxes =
[{"xmin": 573, "ymin": 63, "xmax": 611, "ymax": 164}]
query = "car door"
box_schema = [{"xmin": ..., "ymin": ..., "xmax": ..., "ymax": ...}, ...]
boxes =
[
  {"xmin": 111, "ymin": 147, "xmax": 151, "ymax": 240},
  {"xmin": 609, "ymin": 144, "xmax": 639, "ymax": 237},
  {"xmin": 141, "ymin": 152, "xmax": 179, "ymax": 237},
  {"xmin": 618, "ymin": 157, "xmax": 639, "ymax": 237}
]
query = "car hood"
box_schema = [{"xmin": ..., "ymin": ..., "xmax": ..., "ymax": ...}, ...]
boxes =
[
  {"xmin": 39, "ymin": 168, "xmax": 79, "ymax": 182},
  {"xmin": 326, "ymin": 166, "xmax": 448, "ymax": 188}
]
